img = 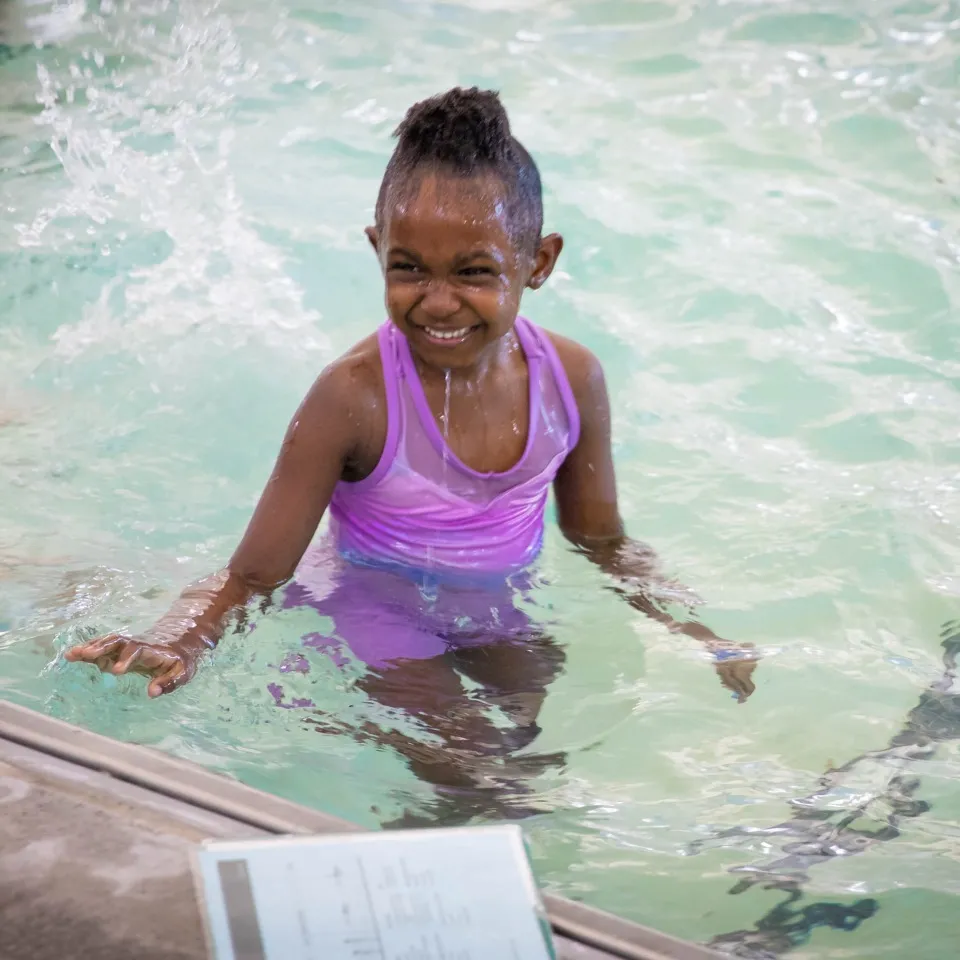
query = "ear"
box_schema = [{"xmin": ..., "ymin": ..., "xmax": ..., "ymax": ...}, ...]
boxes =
[
  {"xmin": 365, "ymin": 226, "xmax": 380, "ymax": 257},
  {"xmin": 527, "ymin": 233, "xmax": 564, "ymax": 290}
]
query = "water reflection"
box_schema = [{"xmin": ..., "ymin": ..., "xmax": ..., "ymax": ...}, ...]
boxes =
[{"xmin": 700, "ymin": 622, "xmax": 960, "ymax": 957}]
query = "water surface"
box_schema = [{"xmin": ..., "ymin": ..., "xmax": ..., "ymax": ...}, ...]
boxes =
[{"xmin": 2, "ymin": 1, "xmax": 960, "ymax": 956}]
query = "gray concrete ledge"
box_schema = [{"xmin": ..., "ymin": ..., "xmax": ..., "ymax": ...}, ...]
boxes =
[{"xmin": 0, "ymin": 699, "xmax": 720, "ymax": 960}]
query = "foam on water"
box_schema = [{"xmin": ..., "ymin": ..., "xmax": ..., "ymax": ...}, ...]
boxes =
[{"xmin": 2, "ymin": 1, "xmax": 960, "ymax": 956}]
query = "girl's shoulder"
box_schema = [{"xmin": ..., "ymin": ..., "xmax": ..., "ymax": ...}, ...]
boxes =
[
  {"xmin": 294, "ymin": 332, "xmax": 388, "ymax": 477},
  {"xmin": 317, "ymin": 332, "xmax": 385, "ymax": 405},
  {"xmin": 540, "ymin": 328, "xmax": 606, "ymax": 400},
  {"xmin": 298, "ymin": 332, "xmax": 385, "ymax": 433},
  {"xmin": 538, "ymin": 328, "xmax": 612, "ymax": 443}
]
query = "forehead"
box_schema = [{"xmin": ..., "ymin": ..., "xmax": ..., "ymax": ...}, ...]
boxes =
[{"xmin": 381, "ymin": 172, "xmax": 518, "ymax": 254}]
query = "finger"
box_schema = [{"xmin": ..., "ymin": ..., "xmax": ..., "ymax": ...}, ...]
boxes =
[
  {"xmin": 111, "ymin": 644, "xmax": 145, "ymax": 675},
  {"xmin": 148, "ymin": 661, "xmax": 187, "ymax": 699},
  {"xmin": 730, "ymin": 677, "xmax": 748, "ymax": 702},
  {"xmin": 64, "ymin": 634, "xmax": 125, "ymax": 662},
  {"xmin": 727, "ymin": 666, "xmax": 755, "ymax": 703},
  {"xmin": 718, "ymin": 667, "xmax": 747, "ymax": 701},
  {"xmin": 124, "ymin": 644, "xmax": 178, "ymax": 675},
  {"xmin": 64, "ymin": 634, "xmax": 123, "ymax": 663}
]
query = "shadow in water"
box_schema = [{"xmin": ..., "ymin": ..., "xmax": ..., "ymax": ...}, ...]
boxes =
[{"xmin": 697, "ymin": 622, "xmax": 960, "ymax": 958}]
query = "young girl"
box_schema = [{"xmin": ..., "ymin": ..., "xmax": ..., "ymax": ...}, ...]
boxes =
[{"xmin": 67, "ymin": 88, "xmax": 756, "ymax": 806}]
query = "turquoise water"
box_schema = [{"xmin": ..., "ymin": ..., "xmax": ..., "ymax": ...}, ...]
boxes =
[{"xmin": 2, "ymin": 0, "xmax": 960, "ymax": 955}]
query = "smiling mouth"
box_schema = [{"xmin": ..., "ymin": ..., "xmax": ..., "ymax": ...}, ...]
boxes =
[{"xmin": 418, "ymin": 324, "xmax": 480, "ymax": 345}]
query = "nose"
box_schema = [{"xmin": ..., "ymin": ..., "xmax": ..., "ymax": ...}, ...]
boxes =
[{"xmin": 419, "ymin": 279, "xmax": 459, "ymax": 321}]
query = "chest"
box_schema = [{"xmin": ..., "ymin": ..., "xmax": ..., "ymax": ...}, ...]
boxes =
[{"xmin": 419, "ymin": 366, "xmax": 531, "ymax": 475}]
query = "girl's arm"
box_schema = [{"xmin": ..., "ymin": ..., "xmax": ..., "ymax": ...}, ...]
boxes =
[
  {"xmin": 550, "ymin": 337, "xmax": 758, "ymax": 703},
  {"xmin": 65, "ymin": 363, "xmax": 364, "ymax": 697}
]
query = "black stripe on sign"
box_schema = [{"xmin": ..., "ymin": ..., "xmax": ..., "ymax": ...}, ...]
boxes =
[{"xmin": 217, "ymin": 859, "xmax": 267, "ymax": 960}]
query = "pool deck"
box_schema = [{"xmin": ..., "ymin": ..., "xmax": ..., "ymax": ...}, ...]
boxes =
[{"xmin": 0, "ymin": 700, "xmax": 721, "ymax": 960}]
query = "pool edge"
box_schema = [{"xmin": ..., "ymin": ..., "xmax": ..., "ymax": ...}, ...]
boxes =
[{"xmin": 0, "ymin": 698, "xmax": 722, "ymax": 960}]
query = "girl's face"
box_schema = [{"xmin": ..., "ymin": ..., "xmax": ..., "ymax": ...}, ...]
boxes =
[{"xmin": 367, "ymin": 173, "xmax": 562, "ymax": 373}]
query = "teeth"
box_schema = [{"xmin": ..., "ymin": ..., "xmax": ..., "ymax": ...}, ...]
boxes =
[{"xmin": 424, "ymin": 326, "xmax": 471, "ymax": 341}]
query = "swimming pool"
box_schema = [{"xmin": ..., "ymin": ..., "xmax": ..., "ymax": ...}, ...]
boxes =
[{"xmin": 2, "ymin": 0, "xmax": 959, "ymax": 955}]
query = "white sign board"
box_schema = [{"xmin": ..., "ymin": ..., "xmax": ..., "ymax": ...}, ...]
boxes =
[{"xmin": 194, "ymin": 824, "xmax": 555, "ymax": 960}]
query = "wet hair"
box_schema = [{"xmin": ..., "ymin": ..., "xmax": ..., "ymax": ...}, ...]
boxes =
[{"xmin": 375, "ymin": 87, "xmax": 544, "ymax": 253}]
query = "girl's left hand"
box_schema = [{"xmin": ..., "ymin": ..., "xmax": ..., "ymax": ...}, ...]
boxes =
[{"xmin": 712, "ymin": 644, "xmax": 758, "ymax": 703}]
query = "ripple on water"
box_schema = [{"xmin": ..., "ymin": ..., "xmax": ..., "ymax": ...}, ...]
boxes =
[
  {"xmin": 732, "ymin": 12, "xmax": 871, "ymax": 47},
  {"xmin": 2, "ymin": 1, "xmax": 960, "ymax": 957}
]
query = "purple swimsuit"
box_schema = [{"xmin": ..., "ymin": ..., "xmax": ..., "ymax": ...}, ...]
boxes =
[{"xmin": 278, "ymin": 317, "xmax": 580, "ymax": 677}]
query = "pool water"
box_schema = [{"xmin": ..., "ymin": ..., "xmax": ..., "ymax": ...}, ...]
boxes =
[{"xmin": 2, "ymin": 0, "xmax": 960, "ymax": 955}]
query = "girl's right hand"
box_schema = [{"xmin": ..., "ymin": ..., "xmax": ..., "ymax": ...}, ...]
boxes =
[{"xmin": 64, "ymin": 633, "xmax": 203, "ymax": 698}]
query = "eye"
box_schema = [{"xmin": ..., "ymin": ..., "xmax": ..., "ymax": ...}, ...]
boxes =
[
  {"xmin": 459, "ymin": 266, "xmax": 495, "ymax": 278},
  {"xmin": 388, "ymin": 261, "xmax": 419, "ymax": 273}
]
